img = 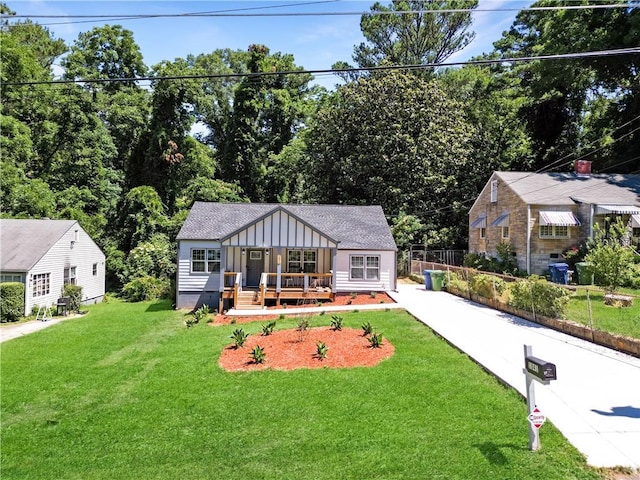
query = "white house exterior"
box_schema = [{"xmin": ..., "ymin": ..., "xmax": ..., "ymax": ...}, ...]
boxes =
[
  {"xmin": 175, "ymin": 202, "xmax": 398, "ymax": 310},
  {"xmin": 0, "ymin": 219, "xmax": 105, "ymax": 315}
]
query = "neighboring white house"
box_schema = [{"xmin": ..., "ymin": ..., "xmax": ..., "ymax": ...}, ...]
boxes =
[
  {"xmin": 0, "ymin": 219, "xmax": 105, "ymax": 315},
  {"xmin": 175, "ymin": 202, "xmax": 398, "ymax": 310}
]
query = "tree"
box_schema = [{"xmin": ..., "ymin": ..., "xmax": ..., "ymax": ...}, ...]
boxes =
[
  {"xmin": 118, "ymin": 186, "xmax": 168, "ymax": 252},
  {"xmin": 216, "ymin": 44, "xmax": 317, "ymax": 202},
  {"xmin": 585, "ymin": 218, "xmax": 635, "ymax": 293},
  {"xmin": 306, "ymin": 71, "xmax": 475, "ymax": 248},
  {"xmin": 62, "ymin": 25, "xmax": 146, "ymax": 93},
  {"xmin": 334, "ymin": 0, "xmax": 477, "ymax": 79},
  {"xmin": 492, "ymin": 0, "xmax": 640, "ymax": 170}
]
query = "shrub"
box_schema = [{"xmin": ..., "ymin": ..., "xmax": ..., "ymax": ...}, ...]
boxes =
[
  {"xmin": 330, "ymin": 315, "xmax": 343, "ymax": 331},
  {"xmin": 261, "ymin": 320, "xmax": 276, "ymax": 336},
  {"xmin": 350, "ymin": 292, "xmax": 357, "ymax": 299},
  {"xmin": 230, "ymin": 328, "xmax": 249, "ymax": 349},
  {"xmin": 370, "ymin": 291, "xmax": 377, "ymax": 298},
  {"xmin": 508, "ymin": 277, "xmax": 571, "ymax": 318},
  {"xmin": 0, "ymin": 282, "xmax": 24, "ymax": 322},
  {"xmin": 361, "ymin": 321, "xmax": 374, "ymax": 336},
  {"xmin": 315, "ymin": 341, "xmax": 328, "ymax": 360},
  {"xmin": 186, "ymin": 305, "xmax": 209, "ymax": 327},
  {"xmin": 445, "ymin": 272, "xmax": 468, "ymax": 291},
  {"xmin": 63, "ymin": 284, "xmax": 83, "ymax": 312},
  {"xmin": 368, "ymin": 332, "xmax": 384, "ymax": 348},
  {"xmin": 249, "ymin": 345, "xmax": 266, "ymax": 364},
  {"xmin": 296, "ymin": 317, "xmax": 310, "ymax": 342},
  {"xmin": 193, "ymin": 305, "xmax": 210, "ymax": 322},
  {"xmin": 122, "ymin": 276, "xmax": 170, "ymax": 302},
  {"xmin": 470, "ymin": 274, "xmax": 506, "ymax": 300}
]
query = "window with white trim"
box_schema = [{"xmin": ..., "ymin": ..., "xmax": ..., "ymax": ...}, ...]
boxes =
[
  {"xmin": 287, "ymin": 250, "xmax": 316, "ymax": 273},
  {"xmin": 501, "ymin": 226, "xmax": 510, "ymax": 239},
  {"xmin": 191, "ymin": 249, "xmax": 221, "ymax": 273},
  {"xmin": 480, "ymin": 227, "xmax": 486, "ymax": 239},
  {"xmin": 1, "ymin": 274, "xmax": 23, "ymax": 283},
  {"xmin": 350, "ymin": 255, "xmax": 380, "ymax": 281},
  {"xmin": 539, "ymin": 225, "xmax": 569, "ymax": 238},
  {"xmin": 93, "ymin": 263, "xmax": 98, "ymax": 276},
  {"xmin": 64, "ymin": 266, "xmax": 77, "ymax": 285},
  {"xmin": 32, "ymin": 273, "xmax": 50, "ymax": 297}
]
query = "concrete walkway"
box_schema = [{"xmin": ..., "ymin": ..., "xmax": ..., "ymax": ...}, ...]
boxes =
[
  {"xmin": 3, "ymin": 286, "xmax": 639, "ymax": 471},
  {"xmin": 389, "ymin": 284, "xmax": 640, "ymax": 471},
  {"xmin": 0, "ymin": 314, "xmax": 82, "ymax": 343}
]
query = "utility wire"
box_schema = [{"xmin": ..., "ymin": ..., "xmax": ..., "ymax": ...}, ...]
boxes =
[
  {"xmin": 2, "ymin": 2, "xmax": 634, "ymax": 22},
  {"xmin": 4, "ymin": 47, "xmax": 639, "ymax": 86}
]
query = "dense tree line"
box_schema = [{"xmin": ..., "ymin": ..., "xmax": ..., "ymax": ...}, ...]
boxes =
[{"xmin": 1, "ymin": 1, "xmax": 638, "ymax": 295}]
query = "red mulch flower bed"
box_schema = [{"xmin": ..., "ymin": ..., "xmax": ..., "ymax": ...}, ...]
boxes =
[
  {"xmin": 219, "ymin": 326, "xmax": 394, "ymax": 372},
  {"xmin": 211, "ymin": 291, "xmax": 394, "ymax": 325}
]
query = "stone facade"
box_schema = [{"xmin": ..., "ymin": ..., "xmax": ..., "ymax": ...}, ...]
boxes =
[{"xmin": 469, "ymin": 173, "xmax": 580, "ymax": 275}]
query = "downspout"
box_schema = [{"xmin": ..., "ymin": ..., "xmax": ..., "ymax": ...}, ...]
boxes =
[
  {"xmin": 526, "ymin": 205, "xmax": 531, "ymax": 275},
  {"xmin": 589, "ymin": 204, "xmax": 594, "ymax": 239},
  {"xmin": 175, "ymin": 241, "xmax": 180, "ymax": 309}
]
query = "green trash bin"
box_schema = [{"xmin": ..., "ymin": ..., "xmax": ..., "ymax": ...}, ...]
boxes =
[
  {"xmin": 576, "ymin": 262, "xmax": 594, "ymax": 285},
  {"xmin": 430, "ymin": 270, "xmax": 445, "ymax": 291}
]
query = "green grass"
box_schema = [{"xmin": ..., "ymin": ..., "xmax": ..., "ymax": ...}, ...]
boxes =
[
  {"xmin": 565, "ymin": 287, "xmax": 640, "ymax": 339},
  {"xmin": 1, "ymin": 300, "xmax": 603, "ymax": 479}
]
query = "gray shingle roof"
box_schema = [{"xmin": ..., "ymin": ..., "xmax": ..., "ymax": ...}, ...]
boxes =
[
  {"xmin": 0, "ymin": 219, "xmax": 78, "ymax": 271},
  {"xmin": 177, "ymin": 202, "xmax": 397, "ymax": 251},
  {"xmin": 497, "ymin": 172, "xmax": 640, "ymax": 205}
]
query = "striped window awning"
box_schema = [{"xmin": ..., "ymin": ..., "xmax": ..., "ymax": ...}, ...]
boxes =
[
  {"xmin": 539, "ymin": 211, "xmax": 581, "ymax": 226},
  {"xmin": 470, "ymin": 215, "xmax": 487, "ymax": 228},
  {"xmin": 632, "ymin": 214, "xmax": 640, "ymax": 228},
  {"xmin": 595, "ymin": 204, "xmax": 640, "ymax": 215},
  {"xmin": 491, "ymin": 212, "xmax": 510, "ymax": 227}
]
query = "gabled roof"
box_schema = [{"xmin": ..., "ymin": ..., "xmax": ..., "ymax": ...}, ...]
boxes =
[
  {"xmin": 495, "ymin": 172, "xmax": 640, "ymax": 206},
  {"xmin": 0, "ymin": 219, "xmax": 78, "ymax": 272},
  {"xmin": 176, "ymin": 202, "xmax": 397, "ymax": 251}
]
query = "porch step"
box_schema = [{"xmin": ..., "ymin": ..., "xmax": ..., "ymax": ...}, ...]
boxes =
[{"xmin": 235, "ymin": 290, "xmax": 262, "ymax": 310}]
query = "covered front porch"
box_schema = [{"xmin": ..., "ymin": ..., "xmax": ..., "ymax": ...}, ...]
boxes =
[{"xmin": 220, "ymin": 270, "xmax": 335, "ymax": 311}]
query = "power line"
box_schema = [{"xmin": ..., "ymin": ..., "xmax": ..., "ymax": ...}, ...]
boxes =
[
  {"xmin": 4, "ymin": 47, "xmax": 639, "ymax": 87},
  {"xmin": 2, "ymin": 2, "xmax": 634, "ymax": 22}
]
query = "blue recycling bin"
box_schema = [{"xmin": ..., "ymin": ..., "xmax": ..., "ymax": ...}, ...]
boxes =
[
  {"xmin": 548, "ymin": 262, "xmax": 569, "ymax": 285},
  {"xmin": 423, "ymin": 269, "xmax": 433, "ymax": 290}
]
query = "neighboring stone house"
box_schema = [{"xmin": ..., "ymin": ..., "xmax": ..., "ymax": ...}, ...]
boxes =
[
  {"xmin": 175, "ymin": 202, "xmax": 398, "ymax": 310},
  {"xmin": 468, "ymin": 162, "xmax": 640, "ymax": 275},
  {"xmin": 0, "ymin": 219, "xmax": 106, "ymax": 315}
]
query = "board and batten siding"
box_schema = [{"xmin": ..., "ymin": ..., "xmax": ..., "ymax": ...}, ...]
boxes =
[
  {"xmin": 26, "ymin": 225, "xmax": 105, "ymax": 315},
  {"xmin": 221, "ymin": 209, "xmax": 337, "ymax": 249},
  {"xmin": 334, "ymin": 250, "xmax": 396, "ymax": 292}
]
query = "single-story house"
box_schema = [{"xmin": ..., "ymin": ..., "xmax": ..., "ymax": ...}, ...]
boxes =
[
  {"xmin": 175, "ymin": 202, "xmax": 398, "ymax": 310},
  {"xmin": 0, "ymin": 219, "xmax": 106, "ymax": 315},
  {"xmin": 468, "ymin": 161, "xmax": 640, "ymax": 275}
]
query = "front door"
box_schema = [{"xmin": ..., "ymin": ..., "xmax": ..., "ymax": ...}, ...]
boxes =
[{"xmin": 246, "ymin": 249, "xmax": 263, "ymax": 286}]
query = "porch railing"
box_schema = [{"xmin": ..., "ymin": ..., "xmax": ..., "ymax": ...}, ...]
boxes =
[{"xmin": 262, "ymin": 272, "xmax": 333, "ymax": 292}]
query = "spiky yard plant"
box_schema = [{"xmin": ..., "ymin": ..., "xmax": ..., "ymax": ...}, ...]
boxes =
[
  {"xmin": 330, "ymin": 315, "xmax": 343, "ymax": 331},
  {"xmin": 249, "ymin": 345, "xmax": 266, "ymax": 364},
  {"xmin": 230, "ymin": 328, "xmax": 249, "ymax": 349},
  {"xmin": 315, "ymin": 341, "xmax": 328, "ymax": 360},
  {"xmin": 261, "ymin": 320, "xmax": 276, "ymax": 336}
]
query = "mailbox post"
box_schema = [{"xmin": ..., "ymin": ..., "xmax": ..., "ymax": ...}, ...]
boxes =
[{"xmin": 523, "ymin": 345, "xmax": 557, "ymax": 451}]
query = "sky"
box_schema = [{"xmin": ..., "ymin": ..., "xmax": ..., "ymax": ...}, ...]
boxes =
[{"xmin": 5, "ymin": 0, "xmax": 526, "ymax": 89}]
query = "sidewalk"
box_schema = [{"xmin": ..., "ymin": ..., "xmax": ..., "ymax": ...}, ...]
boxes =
[
  {"xmin": 389, "ymin": 283, "xmax": 640, "ymax": 471},
  {"xmin": 0, "ymin": 314, "xmax": 81, "ymax": 343}
]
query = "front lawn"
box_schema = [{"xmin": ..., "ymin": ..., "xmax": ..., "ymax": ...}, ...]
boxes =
[
  {"xmin": 1, "ymin": 300, "xmax": 602, "ymax": 479},
  {"xmin": 566, "ymin": 287, "xmax": 640, "ymax": 340}
]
